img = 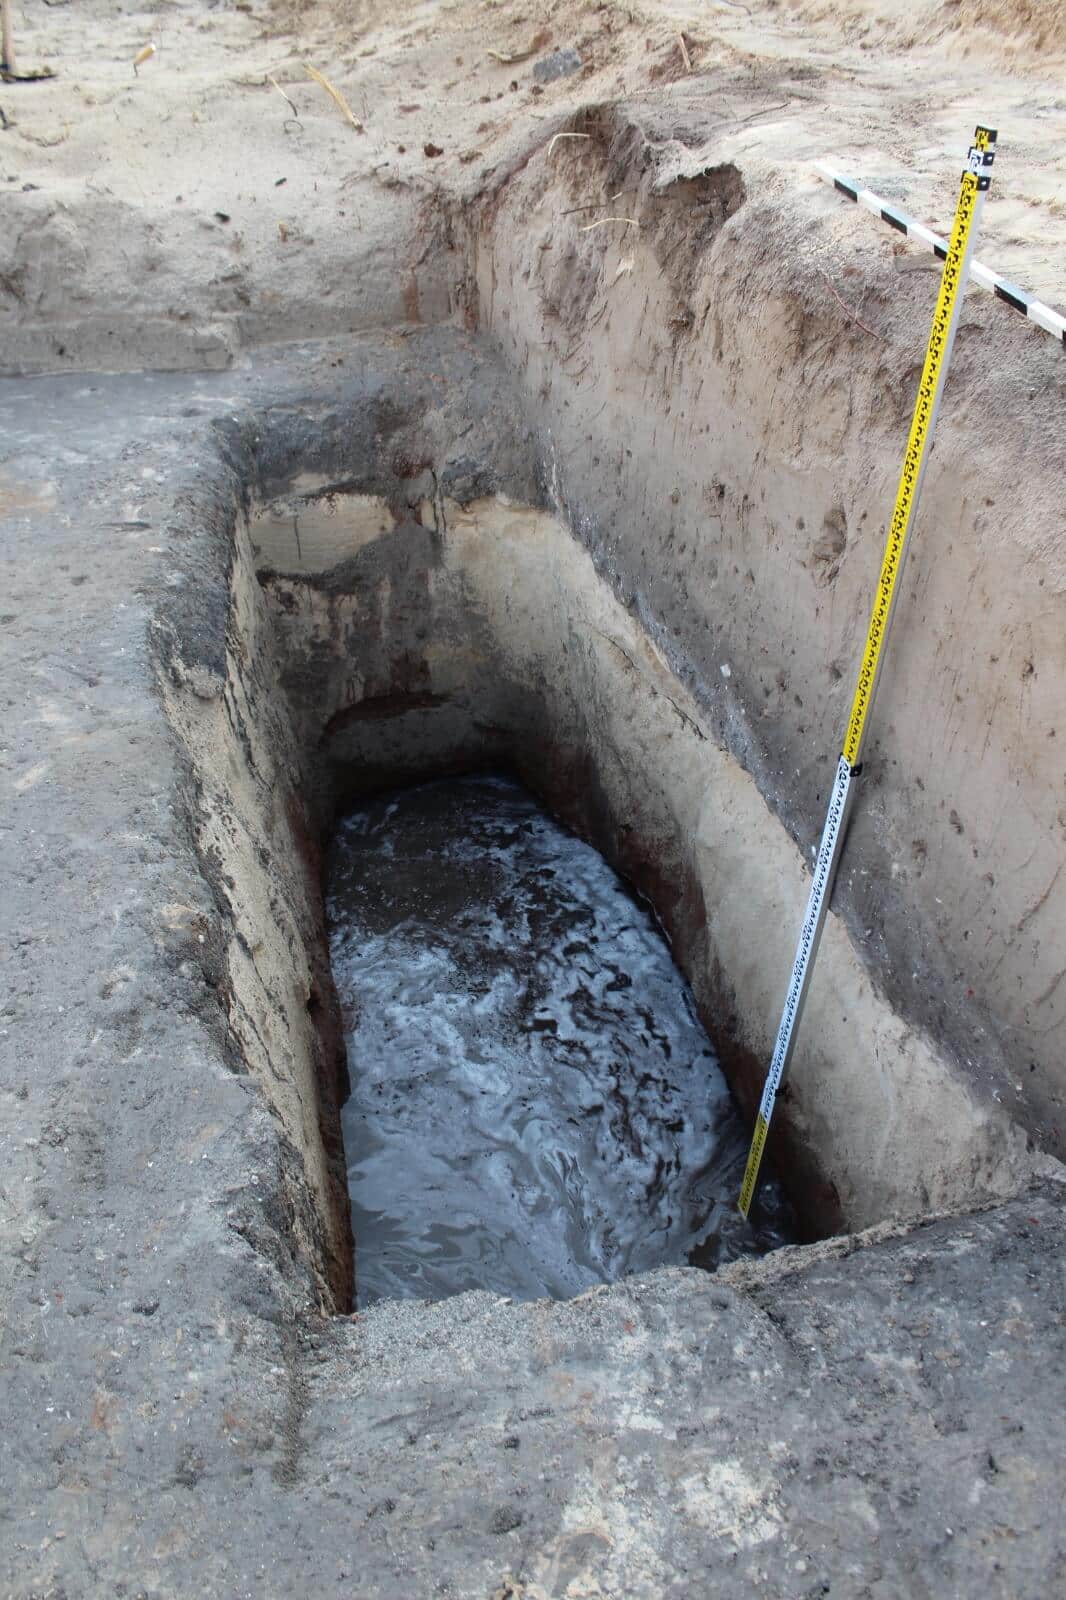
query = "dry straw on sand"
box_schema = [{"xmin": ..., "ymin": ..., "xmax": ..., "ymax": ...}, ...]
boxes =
[{"xmin": 304, "ymin": 63, "xmax": 362, "ymax": 130}]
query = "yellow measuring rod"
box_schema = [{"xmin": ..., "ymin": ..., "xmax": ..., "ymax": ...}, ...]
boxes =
[{"xmin": 738, "ymin": 126, "xmax": 997, "ymax": 1218}]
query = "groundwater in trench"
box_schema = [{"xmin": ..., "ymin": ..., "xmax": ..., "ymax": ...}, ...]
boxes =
[{"xmin": 327, "ymin": 772, "xmax": 793, "ymax": 1307}]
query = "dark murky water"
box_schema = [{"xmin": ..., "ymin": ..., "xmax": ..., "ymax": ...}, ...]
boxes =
[{"xmin": 327, "ymin": 775, "xmax": 792, "ymax": 1306}]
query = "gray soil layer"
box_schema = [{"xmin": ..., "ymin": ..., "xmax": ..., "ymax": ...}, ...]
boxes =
[{"xmin": 1, "ymin": 330, "xmax": 1064, "ymax": 1596}]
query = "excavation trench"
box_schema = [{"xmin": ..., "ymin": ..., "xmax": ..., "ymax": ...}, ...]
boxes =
[{"xmin": 157, "ymin": 330, "xmax": 1033, "ymax": 1314}]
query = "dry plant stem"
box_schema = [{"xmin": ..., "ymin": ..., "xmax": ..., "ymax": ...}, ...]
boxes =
[
  {"xmin": 487, "ymin": 44, "xmax": 536, "ymax": 64},
  {"xmin": 304, "ymin": 63, "xmax": 362, "ymax": 130},
  {"xmin": 579, "ymin": 216, "xmax": 640, "ymax": 232},
  {"xmin": 820, "ymin": 270, "xmax": 882, "ymax": 339},
  {"xmin": 678, "ymin": 33, "xmax": 692, "ymax": 71},
  {"xmin": 268, "ymin": 74, "xmax": 299, "ymax": 119},
  {"xmin": 731, "ymin": 100, "xmax": 790, "ymax": 127},
  {"xmin": 546, "ymin": 131, "xmax": 591, "ymax": 157},
  {"xmin": 562, "ymin": 188, "xmax": 638, "ymax": 216}
]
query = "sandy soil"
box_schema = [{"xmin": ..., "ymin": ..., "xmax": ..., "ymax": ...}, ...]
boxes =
[
  {"xmin": 2, "ymin": 12, "xmax": 1065, "ymax": 1592},
  {"xmin": 2, "ymin": 0, "xmax": 1064, "ymax": 1138},
  {"xmin": 3, "ymin": 0, "xmax": 1063, "ymax": 1120},
  {"xmin": 1, "ymin": 0, "xmax": 1064, "ymax": 369}
]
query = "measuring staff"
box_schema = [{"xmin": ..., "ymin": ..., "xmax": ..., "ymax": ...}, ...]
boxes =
[{"xmin": 738, "ymin": 126, "xmax": 998, "ymax": 1217}]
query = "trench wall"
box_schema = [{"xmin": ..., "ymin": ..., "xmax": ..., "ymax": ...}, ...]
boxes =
[
  {"xmin": 252, "ymin": 464, "xmax": 1031, "ymax": 1235},
  {"xmin": 461, "ymin": 106, "xmax": 1066, "ymax": 1153},
  {"xmin": 159, "ymin": 518, "xmax": 353, "ymax": 1307}
]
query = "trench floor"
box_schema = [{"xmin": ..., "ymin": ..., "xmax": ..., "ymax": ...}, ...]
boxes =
[{"xmin": 327, "ymin": 774, "xmax": 793, "ymax": 1305}]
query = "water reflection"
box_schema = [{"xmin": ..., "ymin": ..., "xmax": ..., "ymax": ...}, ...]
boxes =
[{"xmin": 327, "ymin": 775, "xmax": 791, "ymax": 1306}]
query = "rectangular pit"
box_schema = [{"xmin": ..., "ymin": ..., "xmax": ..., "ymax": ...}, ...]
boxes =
[{"xmin": 155, "ymin": 338, "xmax": 1035, "ymax": 1314}]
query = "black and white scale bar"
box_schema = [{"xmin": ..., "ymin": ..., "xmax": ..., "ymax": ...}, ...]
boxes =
[{"xmin": 815, "ymin": 160, "xmax": 1066, "ymax": 346}]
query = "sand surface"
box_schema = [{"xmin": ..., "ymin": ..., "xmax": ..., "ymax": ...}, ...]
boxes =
[
  {"xmin": 2, "ymin": 15, "xmax": 1065, "ymax": 1590},
  {"xmin": 1, "ymin": 0, "xmax": 1063, "ymax": 367}
]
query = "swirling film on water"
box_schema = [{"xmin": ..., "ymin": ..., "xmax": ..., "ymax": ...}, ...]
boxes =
[{"xmin": 327, "ymin": 775, "xmax": 792, "ymax": 1306}]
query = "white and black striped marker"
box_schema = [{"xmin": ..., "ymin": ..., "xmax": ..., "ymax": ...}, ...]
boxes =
[{"xmin": 814, "ymin": 160, "xmax": 1065, "ymax": 346}]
